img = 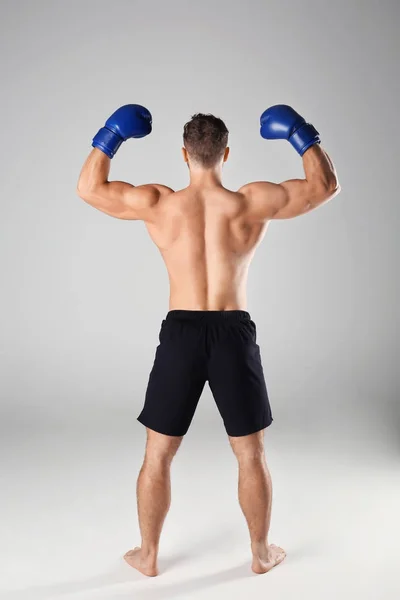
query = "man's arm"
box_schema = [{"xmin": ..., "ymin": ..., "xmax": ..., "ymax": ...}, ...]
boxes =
[
  {"xmin": 240, "ymin": 144, "xmax": 340, "ymax": 221},
  {"xmin": 77, "ymin": 148, "xmax": 173, "ymax": 221}
]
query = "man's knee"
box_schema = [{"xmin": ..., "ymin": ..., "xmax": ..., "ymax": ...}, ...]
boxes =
[
  {"xmin": 144, "ymin": 427, "xmax": 183, "ymax": 467},
  {"xmin": 229, "ymin": 430, "xmax": 266, "ymax": 462}
]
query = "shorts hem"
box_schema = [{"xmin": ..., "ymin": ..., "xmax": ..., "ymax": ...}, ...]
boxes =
[
  {"xmin": 226, "ymin": 417, "xmax": 273, "ymax": 438},
  {"xmin": 137, "ymin": 415, "xmax": 187, "ymax": 437}
]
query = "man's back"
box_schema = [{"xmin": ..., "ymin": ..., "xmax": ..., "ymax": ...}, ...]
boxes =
[{"xmin": 146, "ymin": 185, "xmax": 267, "ymax": 310}]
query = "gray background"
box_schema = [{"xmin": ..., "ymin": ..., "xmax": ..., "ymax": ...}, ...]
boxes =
[{"xmin": 0, "ymin": 1, "xmax": 399, "ymax": 599}]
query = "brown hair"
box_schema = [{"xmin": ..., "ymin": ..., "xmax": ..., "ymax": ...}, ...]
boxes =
[{"xmin": 183, "ymin": 113, "xmax": 229, "ymax": 168}]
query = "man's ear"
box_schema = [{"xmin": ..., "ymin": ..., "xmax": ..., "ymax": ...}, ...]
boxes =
[
  {"xmin": 182, "ymin": 147, "xmax": 189, "ymax": 163},
  {"xmin": 223, "ymin": 147, "xmax": 230, "ymax": 162}
]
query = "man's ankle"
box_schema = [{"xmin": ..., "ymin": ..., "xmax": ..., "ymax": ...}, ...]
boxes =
[
  {"xmin": 140, "ymin": 545, "xmax": 159, "ymax": 560},
  {"xmin": 251, "ymin": 539, "xmax": 269, "ymax": 553}
]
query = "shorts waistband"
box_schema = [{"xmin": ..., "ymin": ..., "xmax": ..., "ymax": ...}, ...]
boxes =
[{"xmin": 166, "ymin": 310, "xmax": 251, "ymax": 322}]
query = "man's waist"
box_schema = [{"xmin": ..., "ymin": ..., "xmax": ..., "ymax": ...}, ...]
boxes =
[{"xmin": 166, "ymin": 309, "xmax": 251, "ymax": 322}]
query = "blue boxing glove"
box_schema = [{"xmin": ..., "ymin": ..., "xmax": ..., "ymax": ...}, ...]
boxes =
[
  {"xmin": 92, "ymin": 104, "xmax": 152, "ymax": 159},
  {"xmin": 260, "ymin": 105, "xmax": 320, "ymax": 156}
]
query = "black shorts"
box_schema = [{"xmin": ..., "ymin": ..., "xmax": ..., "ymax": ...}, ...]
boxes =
[{"xmin": 137, "ymin": 310, "xmax": 273, "ymax": 437}]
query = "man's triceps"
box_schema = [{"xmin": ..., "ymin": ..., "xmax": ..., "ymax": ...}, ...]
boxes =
[{"xmin": 82, "ymin": 182, "xmax": 169, "ymax": 221}]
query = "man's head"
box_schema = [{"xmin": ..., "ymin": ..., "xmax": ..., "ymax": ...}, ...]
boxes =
[{"xmin": 182, "ymin": 113, "xmax": 229, "ymax": 170}]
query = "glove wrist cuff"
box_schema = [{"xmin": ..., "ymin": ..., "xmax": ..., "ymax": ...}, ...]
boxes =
[
  {"xmin": 289, "ymin": 123, "xmax": 320, "ymax": 156},
  {"xmin": 92, "ymin": 127, "xmax": 123, "ymax": 159}
]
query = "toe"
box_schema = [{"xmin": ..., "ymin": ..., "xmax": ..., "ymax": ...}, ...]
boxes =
[{"xmin": 124, "ymin": 547, "xmax": 140, "ymax": 557}]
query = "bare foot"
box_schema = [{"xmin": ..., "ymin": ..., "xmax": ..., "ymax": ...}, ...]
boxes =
[
  {"xmin": 123, "ymin": 547, "xmax": 159, "ymax": 577},
  {"xmin": 251, "ymin": 543, "xmax": 286, "ymax": 574}
]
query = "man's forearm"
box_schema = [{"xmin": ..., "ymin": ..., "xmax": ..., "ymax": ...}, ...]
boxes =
[
  {"xmin": 77, "ymin": 148, "xmax": 111, "ymax": 195},
  {"xmin": 302, "ymin": 144, "xmax": 339, "ymax": 195}
]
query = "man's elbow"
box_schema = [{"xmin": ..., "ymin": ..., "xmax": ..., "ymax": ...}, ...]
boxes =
[
  {"xmin": 76, "ymin": 177, "xmax": 88, "ymax": 199},
  {"xmin": 76, "ymin": 185, "xmax": 86, "ymax": 200},
  {"xmin": 76, "ymin": 181, "xmax": 99, "ymax": 203},
  {"xmin": 313, "ymin": 175, "xmax": 341, "ymax": 207},
  {"xmin": 326, "ymin": 175, "xmax": 341, "ymax": 200}
]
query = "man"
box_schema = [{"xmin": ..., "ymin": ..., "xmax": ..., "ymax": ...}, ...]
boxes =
[{"xmin": 77, "ymin": 104, "xmax": 340, "ymax": 577}]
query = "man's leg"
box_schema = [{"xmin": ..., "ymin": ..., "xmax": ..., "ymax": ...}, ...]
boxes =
[
  {"xmin": 229, "ymin": 430, "xmax": 286, "ymax": 574},
  {"xmin": 124, "ymin": 427, "xmax": 183, "ymax": 577}
]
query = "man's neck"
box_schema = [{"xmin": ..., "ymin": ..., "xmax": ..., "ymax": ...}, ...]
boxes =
[{"xmin": 188, "ymin": 167, "xmax": 223, "ymax": 188}]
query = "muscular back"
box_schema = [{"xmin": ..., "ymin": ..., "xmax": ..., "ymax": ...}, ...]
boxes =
[
  {"xmin": 145, "ymin": 186, "xmax": 267, "ymax": 310},
  {"xmin": 77, "ymin": 145, "xmax": 339, "ymax": 308}
]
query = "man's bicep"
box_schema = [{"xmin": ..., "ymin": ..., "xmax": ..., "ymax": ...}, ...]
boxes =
[
  {"xmin": 82, "ymin": 182, "xmax": 171, "ymax": 220},
  {"xmin": 272, "ymin": 179, "xmax": 314, "ymax": 219},
  {"xmin": 273, "ymin": 176, "xmax": 340, "ymax": 219}
]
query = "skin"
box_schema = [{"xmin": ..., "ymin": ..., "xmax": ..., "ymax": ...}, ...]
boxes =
[{"xmin": 77, "ymin": 134, "xmax": 340, "ymax": 576}]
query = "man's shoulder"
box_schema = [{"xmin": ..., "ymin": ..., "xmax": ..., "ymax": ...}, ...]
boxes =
[
  {"xmin": 236, "ymin": 181, "xmax": 284, "ymax": 221},
  {"xmin": 237, "ymin": 181, "xmax": 277, "ymax": 197},
  {"xmin": 150, "ymin": 184, "xmax": 175, "ymax": 196},
  {"xmin": 158, "ymin": 186, "xmax": 195, "ymax": 202}
]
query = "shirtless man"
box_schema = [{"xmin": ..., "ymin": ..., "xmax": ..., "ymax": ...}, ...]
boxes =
[{"xmin": 77, "ymin": 104, "xmax": 340, "ymax": 577}]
